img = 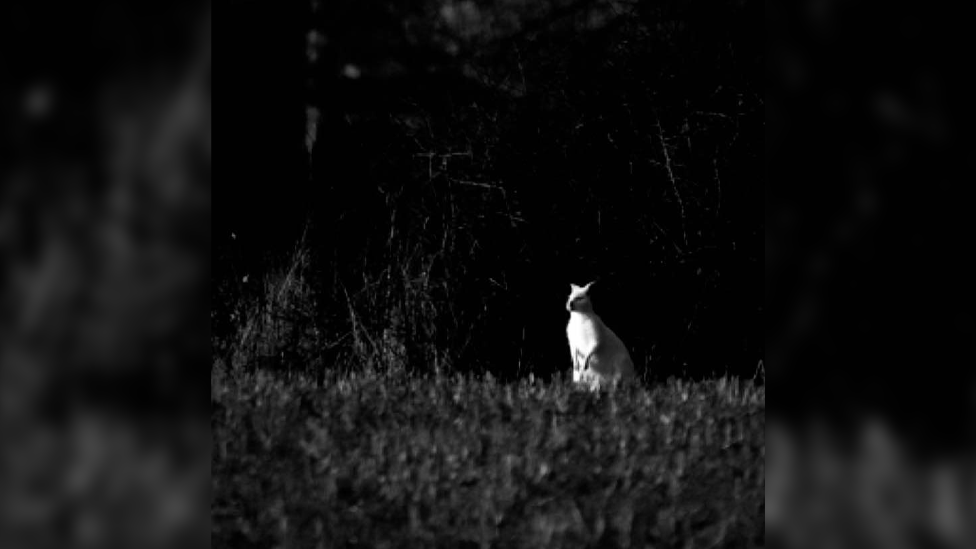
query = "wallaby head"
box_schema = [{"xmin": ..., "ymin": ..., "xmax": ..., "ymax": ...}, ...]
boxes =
[{"xmin": 566, "ymin": 281, "xmax": 596, "ymax": 313}]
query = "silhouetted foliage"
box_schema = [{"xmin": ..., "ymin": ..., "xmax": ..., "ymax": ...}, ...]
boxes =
[{"xmin": 215, "ymin": 0, "xmax": 761, "ymax": 380}]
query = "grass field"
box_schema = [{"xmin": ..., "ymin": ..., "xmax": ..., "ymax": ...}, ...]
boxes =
[{"xmin": 211, "ymin": 366, "xmax": 764, "ymax": 548}]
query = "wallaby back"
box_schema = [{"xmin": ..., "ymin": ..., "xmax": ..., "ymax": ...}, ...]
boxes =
[{"xmin": 565, "ymin": 281, "xmax": 635, "ymax": 390}]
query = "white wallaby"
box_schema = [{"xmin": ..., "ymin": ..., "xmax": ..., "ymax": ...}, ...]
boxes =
[{"xmin": 566, "ymin": 281, "xmax": 635, "ymax": 389}]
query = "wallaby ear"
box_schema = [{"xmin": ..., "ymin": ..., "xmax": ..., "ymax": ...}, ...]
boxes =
[{"xmin": 583, "ymin": 280, "xmax": 597, "ymax": 291}]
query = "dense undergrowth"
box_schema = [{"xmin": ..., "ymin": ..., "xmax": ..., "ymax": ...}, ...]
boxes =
[{"xmin": 211, "ymin": 366, "xmax": 764, "ymax": 548}]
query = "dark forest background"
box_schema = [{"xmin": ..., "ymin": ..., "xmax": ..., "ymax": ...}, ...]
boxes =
[{"xmin": 216, "ymin": 0, "xmax": 762, "ymax": 381}]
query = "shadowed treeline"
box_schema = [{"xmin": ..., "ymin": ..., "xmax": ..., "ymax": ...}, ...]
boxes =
[{"xmin": 215, "ymin": 0, "xmax": 762, "ymax": 382}]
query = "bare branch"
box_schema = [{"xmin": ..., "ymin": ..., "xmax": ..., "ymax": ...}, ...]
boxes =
[{"xmin": 653, "ymin": 117, "xmax": 687, "ymax": 249}]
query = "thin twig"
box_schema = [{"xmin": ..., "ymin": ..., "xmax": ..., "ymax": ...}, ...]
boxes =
[
  {"xmin": 651, "ymin": 220, "xmax": 684, "ymax": 255},
  {"xmin": 713, "ymin": 157, "xmax": 721, "ymax": 220},
  {"xmin": 653, "ymin": 117, "xmax": 687, "ymax": 249}
]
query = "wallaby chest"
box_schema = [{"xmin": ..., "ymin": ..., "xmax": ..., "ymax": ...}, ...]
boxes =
[{"xmin": 567, "ymin": 311, "xmax": 604, "ymax": 349}]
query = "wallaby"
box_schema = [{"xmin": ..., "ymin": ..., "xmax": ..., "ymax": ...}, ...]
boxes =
[{"xmin": 566, "ymin": 281, "xmax": 635, "ymax": 389}]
